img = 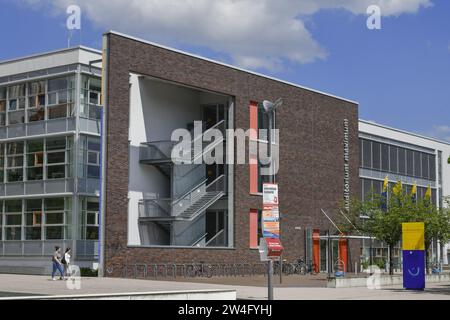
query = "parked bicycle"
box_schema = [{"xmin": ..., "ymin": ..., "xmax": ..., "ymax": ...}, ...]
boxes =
[
  {"xmin": 185, "ymin": 263, "xmax": 214, "ymax": 278},
  {"xmin": 296, "ymin": 258, "xmax": 318, "ymax": 275}
]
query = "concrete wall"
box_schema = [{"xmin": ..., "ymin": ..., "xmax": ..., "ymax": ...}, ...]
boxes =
[{"xmin": 128, "ymin": 74, "xmax": 203, "ymax": 245}]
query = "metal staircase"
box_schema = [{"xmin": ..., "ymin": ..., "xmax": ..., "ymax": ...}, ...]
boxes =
[{"xmin": 138, "ymin": 119, "xmax": 227, "ymax": 246}]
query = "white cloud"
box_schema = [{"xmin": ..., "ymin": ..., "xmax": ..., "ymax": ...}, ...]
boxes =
[
  {"xmin": 15, "ymin": 0, "xmax": 433, "ymax": 70},
  {"xmin": 427, "ymin": 125, "xmax": 450, "ymax": 142}
]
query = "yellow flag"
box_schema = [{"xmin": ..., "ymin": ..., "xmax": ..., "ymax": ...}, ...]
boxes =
[
  {"xmin": 392, "ymin": 181, "xmax": 403, "ymax": 196},
  {"xmin": 424, "ymin": 185, "xmax": 432, "ymax": 200},
  {"xmin": 411, "ymin": 183, "xmax": 417, "ymax": 198},
  {"xmin": 382, "ymin": 176, "xmax": 389, "ymax": 193}
]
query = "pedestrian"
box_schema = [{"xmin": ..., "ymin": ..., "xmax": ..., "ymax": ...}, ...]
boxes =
[
  {"xmin": 62, "ymin": 248, "xmax": 71, "ymax": 278},
  {"xmin": 51, "ymin": 246, "xmax": 65, "ymax": 281}
]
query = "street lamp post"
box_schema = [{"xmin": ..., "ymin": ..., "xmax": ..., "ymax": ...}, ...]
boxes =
[{"xmin": 262, "ymin": 98, "xmax": 283, "ymax": 300}]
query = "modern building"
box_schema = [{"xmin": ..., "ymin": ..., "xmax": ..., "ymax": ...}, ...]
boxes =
[
  {"xmin": 359, "ymin": 120, "xmax": 450, "ymax": 266},
  {"xmin": 100, "ymin": 31, "xmax": 360, "ymax": 277},
  {"xmin": 0, "ymin": 47, "xmax": 103, "ymax": 274},
  {"xmin": 1, "ymin": 33, "xmax": 448, "ymax": 276}
]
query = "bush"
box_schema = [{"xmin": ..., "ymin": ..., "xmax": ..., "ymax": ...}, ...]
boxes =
[{"xmin": 80, "ymin": 268, "xmax": 98, "ymax": 277}]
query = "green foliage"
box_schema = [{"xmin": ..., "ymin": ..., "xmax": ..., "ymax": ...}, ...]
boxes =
[
  {"xmin": 80, "ymin": 268, "xmax": 98, "ymax": 277},
  {"xmin": 340, "ymin": 188, "xmax": 450, "ymax": 250},
  {"xmin": 339, "ymin": 188, "xmax": 450, "ymax": 274}
]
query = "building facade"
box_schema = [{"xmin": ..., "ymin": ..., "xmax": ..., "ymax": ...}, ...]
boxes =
[
  {"xmin": 359, "ymin": 120, "xmax": 450, "ymax": 266},
  {"xmin": 0, "ymin": 47, "xmax": 102, "ymax": 274},
  {"xmin": 101, "ymin": 32, "xmax": 360, "ymax": 277},
  {"xmin": 1, "ymin": 36, "xmax": 448, "ymax": 276}
]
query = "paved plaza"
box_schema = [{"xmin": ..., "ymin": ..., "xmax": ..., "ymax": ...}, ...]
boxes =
[{"xmin": 0, "ymin": 274, "xmax": 449, "ymax": 300}]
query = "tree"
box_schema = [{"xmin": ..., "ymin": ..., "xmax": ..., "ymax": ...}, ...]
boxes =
[
  {"xmin": 338, "ymin": 185, "xmax": 450, "ymax": 275},
  {"xmin": 411, "ymin": 196, "xmax": 450, "ymax": 272}
]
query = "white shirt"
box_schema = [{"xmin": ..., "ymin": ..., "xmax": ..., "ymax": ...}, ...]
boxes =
[{"xmin": 64, "ymin": 252, "xmax": 71, "ymax": 264}]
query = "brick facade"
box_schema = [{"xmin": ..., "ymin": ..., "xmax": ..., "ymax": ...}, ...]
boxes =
[{"xmin": 103, "ymin": 33, "xmax": 360, "ymax": 277}]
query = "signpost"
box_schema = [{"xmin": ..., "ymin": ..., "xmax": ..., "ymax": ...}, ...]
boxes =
[
  {"xmin": 402, "ymin": 222, "xmax": 425, "ymax": 290},
  {"xmin": 261, "ymin": 183, "xmax": 283, "ymax": 300}
]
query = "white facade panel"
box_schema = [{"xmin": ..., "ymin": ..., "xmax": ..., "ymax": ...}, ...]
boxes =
[{"xmin": 0, "ymin": 47, "xmax": 102, "ymax": 77}]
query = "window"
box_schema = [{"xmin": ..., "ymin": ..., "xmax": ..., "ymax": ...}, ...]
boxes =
[
  {"xmin": 429, "ymin": 154, "xmax": 436, "ymax": 181},
  {"xmin": 257, "ymin": 160, "xmax": 273, "ymax": 193},
  {"xmin": 362, "ymin": 139, "xmax": 371, "ymax": 168},
  {"xmin": 362, "ymin": 178, "xmax": 373, "ymax": 202},
  {"xmin": 406, "ymin": 149, "xmax": 414, "ymax": 176},
  {"xmin": 80, "ymin": 76, "xmax": 102, "ymax": 120},
  {"xmin": 25, "ymin": 199, "xmax": 42, "ymax": 240},
  {"xmin": 413, "ymin": 151, "xmax": 421, "ymax": 178},
  {"xmin": 5, "ymin": 200, "xmax": 22, "ymax": 240},
  {"xmin": 381, "ymin": 144, "xmax": 389, "ymax": 172},
  {"xmin": 48, "ymin": 104, "xmax": 68, "ymax": 119},
  {"xmin": 257, "ymin": 106, "xmax": 270, "ymax": 141},
  {"xmin": 0, "ymin": 87, "xmax": 6, "ymax": 126},
  {"xmin": 27, "ymin": 140, "xmax": 44, "ymax": 181},
  {"xmin": 80, "ymin": 197, "xmax": 99, "ymax": 240},
  {"xmin": 7, "ymin": 84, "xmax": 26, "ymax": 125},
  {"xmin": 44, "ymin": 198, "xmax": 66, "ymax": 240},
  {"xmin": 27, "ymin": 81, "xmax": 46, "ymax": 120},
  {"xmin": 0, "ymin": 143, "xmax": 4, "ymax": 182},
  {"xmin": 79, "ymin": 136, "xmax": 101, "ymax": 179},
  {"xmin": 46, "ymin": 138, "xmax": 67, "ymax": 179},
  {"xmin": 421, "ymin": 153, "xmax": 429, "ymax": 180},
  {"xmin": 48, "ymin": 77, "xmax": 68, "ymax": 92},
  {"xmin": 6, "ymin": 142, "xmax": 24, "ymax": 182},
  {"xmin": 389, "ymin": 146, "xmax": 398, "ymax": 173},
  {"xmin": 398, "ymin": 148, "xmax": 406, "ymax": 175},
  {"xmin": 47, "ymin": 77, "xmax": 75, "ymax": 120},
  {"xmin": 372, "ymin": 142, "xmax": 381, "ymax": 170}
]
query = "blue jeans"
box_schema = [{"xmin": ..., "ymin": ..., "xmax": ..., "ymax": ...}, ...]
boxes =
[{"xmin": 52, "ymin": 262, "xmax": 64, "ymax": 278}]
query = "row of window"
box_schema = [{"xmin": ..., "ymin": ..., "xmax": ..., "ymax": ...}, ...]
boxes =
[
  {"xmin": 0, "ymin": 198, "xmax": 68, "ymax": 241},
  {"xmin": 0, "ymin": 137, "xmax": 71, "ymax": 183},
  {"xmin": 0, "ymin": 75, "xmax": 102, "ymax": 126},
  {"xmin": 360, "ymin": 178, "xmax": 437, "ymax": 205},
  {"xmin": 0, "ymin": 197, "xmax": 99, "ymax": 241},
  {"xmin": 0, "ymin": 135, "xmax": 101, "ymax": 183},
  {"xmin": 360, "ymin": 139, "xmax": 436, "ymax": 181}
]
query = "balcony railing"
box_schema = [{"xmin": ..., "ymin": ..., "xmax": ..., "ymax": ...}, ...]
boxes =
[
  {"xmin": 140, "ymin": 141, "xmax": 177, "ymax": 164},
  {"xmin": 140, "ymin": 119, "xmax": 226, "ymax": 165},
  {"xmin": 0, "ymin": 178, "xmax": 75, "ymax": 198},
  {"xmin": 0, "ymin": 117, "xmax": 76, "ymax": 140},
  {"xmin": 0, "ymin": 240, "xmax": 98, "ymax": 258}
]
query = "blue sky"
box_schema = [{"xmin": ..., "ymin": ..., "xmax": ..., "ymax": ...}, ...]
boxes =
[{"xmin": 0, "ymin": 0, "xmax": 449, "ymax": 141}]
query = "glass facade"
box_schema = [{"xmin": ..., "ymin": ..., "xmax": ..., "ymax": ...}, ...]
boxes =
[
  {"xmin": 0, "ymin": 76, "xmax": 76, "ymax": 126},
  {"xmin": 0, "ymin": 137, "xmax": 73, "ymax": 183},
  {"xmin": 0, "ymin": 197, "xmax": 70, "ymax": 241},
  {"xmin": 360, "ymin": 138, "xmax": 436, "ymax": 180},
  {"xmin": 0, "ymin": 63, "xmax": 102, "ymax": 269},
  {"xmin": 359, "ymin": 136, "xmax": 440, "ymax": 269}
]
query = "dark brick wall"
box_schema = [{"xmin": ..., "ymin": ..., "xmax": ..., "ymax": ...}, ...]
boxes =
[{"xmin": 104, "ymin": 33, "xmax": 360, "ymax": 277}]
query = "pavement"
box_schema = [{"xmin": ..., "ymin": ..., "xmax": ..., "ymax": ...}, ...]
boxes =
[{"xmin": 0, "ymin": 274, "xmax": 449, "ymax": 300}]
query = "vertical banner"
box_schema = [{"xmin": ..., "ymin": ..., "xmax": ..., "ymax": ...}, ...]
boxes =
[
  {"xmin": 262, "ymin": 183, "xmax": 279, "ymax": 239},
  {"xmin": 402, "ymin": 222, "xmax": 425, "ymax": 290}
]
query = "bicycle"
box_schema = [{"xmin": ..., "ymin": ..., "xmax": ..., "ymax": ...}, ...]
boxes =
[
  {"xmin": 186, "ymin": 263, "xmax": 213, "ymax": 278},
  {"xmin": 296, "ymin": 258, "xmax": 318, "ymax": 275}
]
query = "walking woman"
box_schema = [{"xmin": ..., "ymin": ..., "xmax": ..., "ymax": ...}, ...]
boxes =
[
  {"xmin": 51, "ymin": 246, "xmax": 65, "ymax": 281},
  {"xmin": 62, "ymin": 248, "xmax": 72, "ymax": 278}
]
